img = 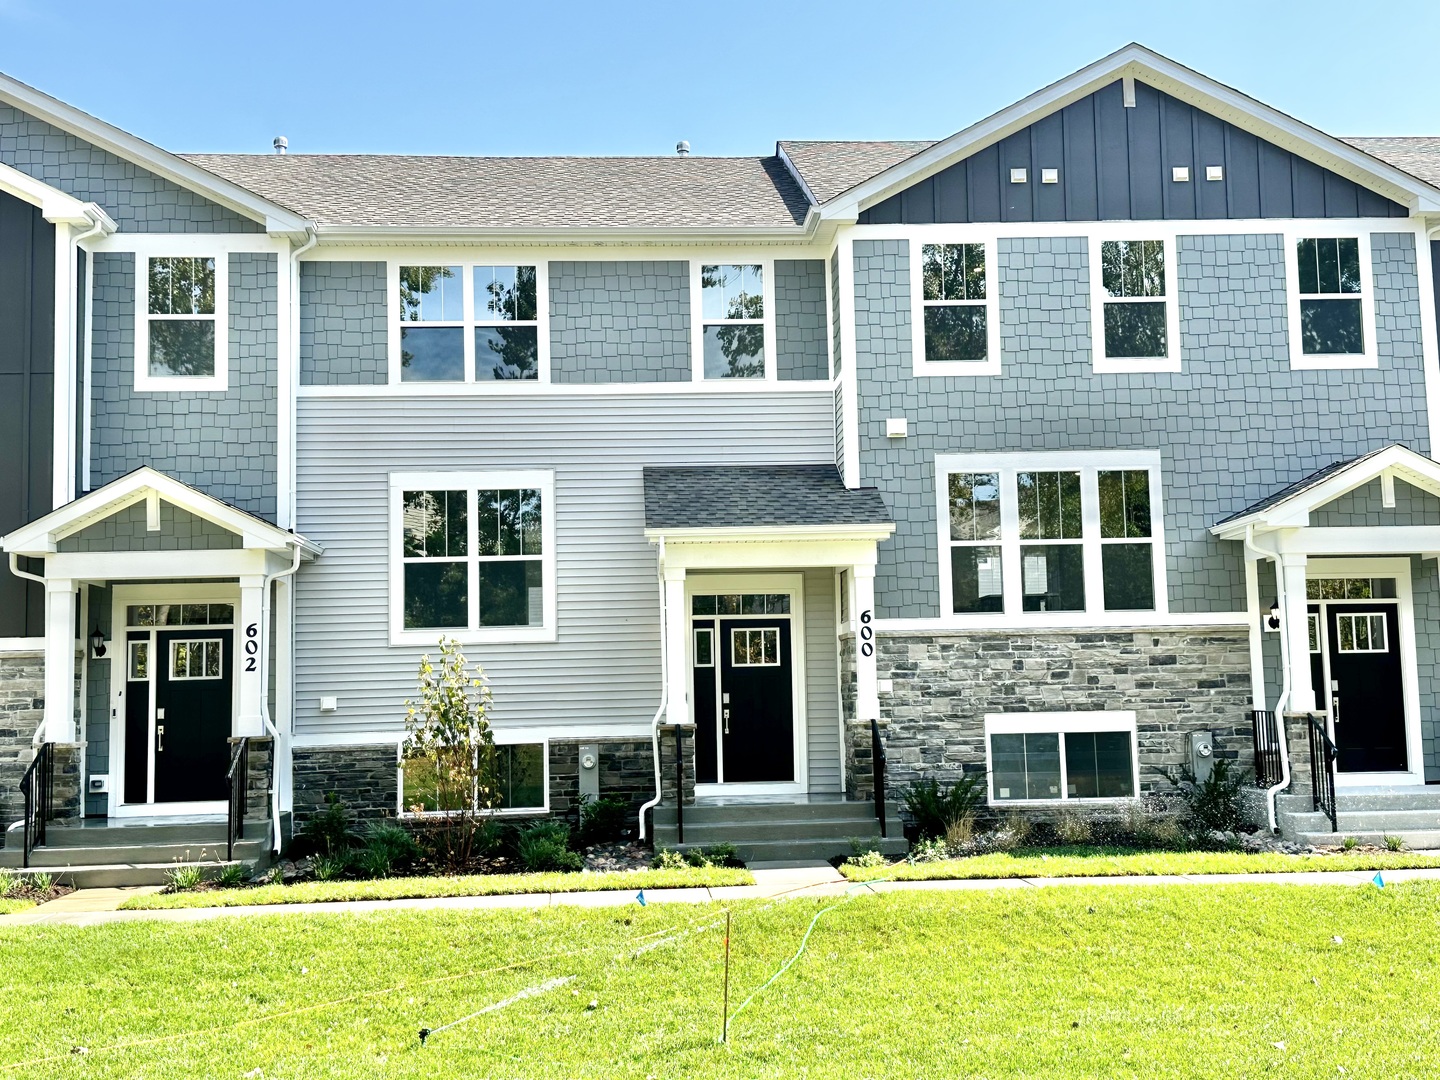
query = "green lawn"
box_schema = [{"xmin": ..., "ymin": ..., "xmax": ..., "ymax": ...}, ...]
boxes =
[
  {"xmin": 840, "ymin": 845, "xmax": 1440, "ymax": 882},
  {"xmin": 0, "ymin": 898, "xmax": 35, "ymax": 915},
  {"xmin": 121, "ymin": 866, "xmax": 752, "ymax": 910},
  {"xmin": 5, "ymin": 883, "xmax": 1440, "ymax": 1077}
]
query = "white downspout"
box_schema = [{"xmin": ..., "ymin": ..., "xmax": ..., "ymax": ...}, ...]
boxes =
[
  {"xmin": 1245, "ymin": 524, "xmax": 1291, "ymax": 832},
  {"xmin": 256, "ymin": 541, "xmax": 303, "ymax": 852},
  {"xmin": 637, "ymin": 537, "xmax": 668, "ymax": 841}
]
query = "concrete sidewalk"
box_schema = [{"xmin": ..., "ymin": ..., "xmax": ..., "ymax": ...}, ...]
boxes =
[{"xmin": 5, "ymin": 862, "xmax": 1438, "ymax": 928}]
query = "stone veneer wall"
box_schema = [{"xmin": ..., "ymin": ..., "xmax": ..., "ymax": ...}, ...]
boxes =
[
  {"xmin": 291, "ymin": 744, "xmax": 398, "ymax": 828},
  {"xmin": 848, "ymin": 628, "xmax": 1253, "ymax": 802},
  {"xmin": 0, "ymin": 652, "xmax": 45, "ymax": 834},
  {"xmin": 548, "ymin": 738, "xmax": 657, "ymax": 828}
]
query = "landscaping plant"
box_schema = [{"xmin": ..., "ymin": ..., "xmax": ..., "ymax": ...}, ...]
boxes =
[
  {"xmin": 295, "ymin": 793, "xmax": 363, "ymax": 859},
  {"xmin": 577, "ymin": 793, "xmax": 632, "ymax": 847},
  {"xmin": 901, "ymin": 774, "xmax": 987, "ymax": 840},
  {"xmin": 514, "ymin": 820, "xmax": 583, "ymax": 872}
]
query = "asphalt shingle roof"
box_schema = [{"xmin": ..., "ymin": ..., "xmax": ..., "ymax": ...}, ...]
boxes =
[
  {"xmin": 1345, "ymin": 137, "xmax": 1440, "ymax": 189},
  {"xmin": 1216, "ymin": 444, "xmax": 1408, "ymax": 525},
  {"xmin": 778, "ymin": 140, "xmax": 936, "ymax": 204},
  {"xmin": 643, "ymin": 465, "xmax": 892, "ymax": 531},
  {"xmin": 179, "ymin": 153, "xmax": 813, "ymax": 230}
]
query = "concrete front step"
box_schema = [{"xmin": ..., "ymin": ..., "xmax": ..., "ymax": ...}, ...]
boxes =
[
  {"xmin": 1277, "ymin": 789, "xmax": 1440, "ymax": 814},
  {"xmin": 652, "ymin": 799, "xmax": 906, "ymax": 864},
  {"xmin": 1291, "ymin": 830, "xmax": 1440, "ymax": 850},
  {"xmin": 653, "ymin": 816, "xmax": 902, "ymax": 844},
  {"xmin": 4, "ymin": 860, "xmax": 261, "ymax": 889},
  {"xmin": 0, "ymin": 838, "xmax": 268, "ymax": 869},
  {"xmin": 652, "ymin": 800, "xmax": 903, "ymax": 826},
  {"xmin": 711, "ymin": 836, "xmax": 908, "ymax": 864}
]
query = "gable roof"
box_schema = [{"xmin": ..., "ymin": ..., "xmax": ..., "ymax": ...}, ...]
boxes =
[
  {"xmin": 1211, "ymin": 444, "xmax": 1440, "ymax": 537},
  {"xmin": 1345, "ymin": 138, "xmax": 1440, "ymax": 189},
  {"xmin": 807, "ymin": 44, "xmax": 1440, "ymax": 220},
  {"xmin": 0, "ymin": 70, "xmax": 310, "ymax": 236},
  {"xmin": 642, "ymin": 465, "xmax": 893, "ymax": 534},
  {"xmin": 1, "ymin": 467, "xmax": 318, "ymax": 556},
  {"xmin": 181, "ymin": 153, "xmax": 812, "ymax": 235},
  {"xmin": 777, "ymin": 141, "xmax": 935, "ymax": 205}
]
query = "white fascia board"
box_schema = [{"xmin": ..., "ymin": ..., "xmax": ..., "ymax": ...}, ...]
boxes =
[
  {"xmin": 821, "ymin": 43, "xmax": 1440, "ymax": 220},
  {"xmin": 310, "ymin": 223, "xmax": 818, "ymax": 247},
  {"xmin": 644, "ymin": 524, "xmax": 895, "ymax": 544},
  {"xmin": 0, "ymin": 72, "xmax": 311, "ymax": 236}
]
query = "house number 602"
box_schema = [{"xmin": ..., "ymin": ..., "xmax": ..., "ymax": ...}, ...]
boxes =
[
  {"xmin": 859, "ymin": 609, "xmax": 874, "ymax": 657},
  {"xmin": 244, "ymin": 623, "xmax": 259, "ymax": 672}
]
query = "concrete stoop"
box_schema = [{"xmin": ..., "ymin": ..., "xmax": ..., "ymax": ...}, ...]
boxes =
[
  {"xmin": 1276, "ymin": 788, "xmax": 1440, "ymax": 850},
  {"xmin": 0, "ymin": 819, "xmax": 272, "ymax": 888},
  {"xmin": 652, "ymin": 797, "xmax": 908, "ymax": 863}
]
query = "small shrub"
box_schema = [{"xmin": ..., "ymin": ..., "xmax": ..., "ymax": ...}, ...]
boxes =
[
  {"xmin": 514, "ymin": 821, "xmax": 581, "ymax": 872},
  {"xmin": 652, "ymin": 848, "xmax": 687, "ymax": 871},
  {"xmin": 995, "ymin": 811, "xmax": 1033, "ymax": 851},
  {"xmin": 264, "ymin": 865, "xmax": 285, "ymax": 885},
  {"xmin": 0, "ymin": 869, "xmax": 16, "ymax": 897},
  {"xmin": 215, "ymin": 862, "xmax": 248, "ymax": 888},
  {"xmin": 578, "ymin": 794, "xmax": 632, "ymax": 847},
  {"xmin": 910, "ymin": 836, "xmax": 950, "ymax": 863},
  {"xmin": 166, "ymin": 863, "xmax": 205, "ymax": 892},
  {"xmin": 845, "ymin": 850, "xmax": 886, "ymax": 869},
  {"xmin": 26, "ymin": 870, "xmax": 54, "ymax": 894},
  {"xmin": 364, "ymin": 822, "xmax": 422, "ymax": 872},
  {"xmin": 1385, "ymin": 835, "xmax": 1406, "ymax": 852},
  {"xmin": 1056, "ymin": 812, "xmax": 1093, "ymax": 846},
  {"xmin": 469, "ymin": 817, "xmax": 506, "ymax": 859},
  {"xmin": 945, "ymin": 814, "xmax": 975, "ymax": 850},
  {"xmin": 347, "ymin": 846, "xmax": 395, "ymax": 879},
  {"xmin": 1172, "ymin": 758, "xmax": 1249, "ymax": 835},
  {"xmin": 902, "ymin": 774, "xmax": 987, "ymax": 840},
  {"xmin": 700, "ymin": 842, "xmax": 741, "ymax": 867},
  {"xmin": 312, "ymin": 855, "xmax": 348, "ymax": 882},
  {"xmin": 295, "ymin": 794, "xmax": 362, "ymax": 859},
  {"xmin": 1341, "ymin": 836, "xmax": 1359, "ymax": 852}
]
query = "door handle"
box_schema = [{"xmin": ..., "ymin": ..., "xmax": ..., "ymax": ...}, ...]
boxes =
[
  {"xmin": 156, "ymin": 724, "xmax": 165, "ymax": 752},
  {"xmin": 723, "ymin": 708, "xmax": 730, "ymax": 735}
]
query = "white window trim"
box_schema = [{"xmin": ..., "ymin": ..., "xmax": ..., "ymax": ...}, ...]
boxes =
[
  {"xmin": 694, "ymin": 626, "xmax": 714, "ymax": 667},
  {"xmin": 168, "ymin": 638, "xmax": 223, "ymax": 681},
  {"xmin": 908, "ymin": 235, "xmax": 1002, "ymax": 376},
  {"xmin": 935, "ymin": 450, "xmax": 1169, "ymax": 629},
  {"xmin": 730, "ymin": 626, "xmax": 781, "ymax": 667},
  {"xmin": 387, "ymin": 260, "xmax": 551, "ymax": 385},
  {"xmin": 396, "ymin": 737, "xmax": 550, "ymax": 818},
  {"xmin": 984, "ymin": 710, "xmax": 1139, "ymax": 806},
  {"xmin": 689, "ymin": 255, "xmax": 778, "ymax": 383},
  {"xmin": 1334, "ymin": 611, "xmax": 1389, "ymax": 654},
  {"xmin": 1087, "ymin": 231, "xmax": 1182, "ymax": 374},
  {"xmin": 1285, "ymin": 230, "xmax": 1379, "ymax": 370},
  {"xmin": 134, "ymin": 254, "xmax": 229, "ymax": 392},
  {"xmin": 388, "ymin": 469, "xmax": 557, "ymax": 646}
]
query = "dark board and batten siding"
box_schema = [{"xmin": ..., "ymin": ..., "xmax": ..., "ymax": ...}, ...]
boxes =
[
  {"xmin": 861, "ymin": 79, "xmax": 1407, "ymax": 225},
  {"xmin": 0, "ymin": 190, "xmax": 54, "ymax": 637}
]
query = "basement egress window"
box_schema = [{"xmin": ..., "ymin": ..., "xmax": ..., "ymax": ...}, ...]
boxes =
[
  {"xmin": 985, "ymin": 713, "xmax": 1138, "ymax": 803},
  {"xmin": 399, "ymin": 742, "xmax": 546, "ymax": 815}
]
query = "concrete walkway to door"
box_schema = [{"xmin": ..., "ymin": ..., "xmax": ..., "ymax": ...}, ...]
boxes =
[{"xmin": 7, "ymin": 862, "xmax": 1440, "ymax": 928}]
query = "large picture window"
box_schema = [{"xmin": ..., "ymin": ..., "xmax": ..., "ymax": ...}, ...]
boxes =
[
  {"xmin": 390, "ymin": 471, "xmax": 556, "ymax": 644},
  {"xmin": 135, "ymin": 255, "xmax": 228, "ymax": 391},
  {"xmin": 1088, "ymin": 235, "xmax": 1180, "ymax": 374},
  {"xmin": 394, "ymin": 262, "xmax": 544, "ymax": 383},
  {"xmin": 986, "ymin": 713, "xmax": 1138, "ymax": 804},
  {"xmin": 937, "ymin": 452, "xmax": 1165, "ymax": 623},
  {"xmin": 1287, "ymin": 234, "xmax": 1376, "ymax": 369}
]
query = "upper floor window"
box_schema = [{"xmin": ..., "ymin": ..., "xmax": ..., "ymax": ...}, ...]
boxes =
[
  {"xmin": 135, "ymin": 255, "xmax": 228, "ymax": 392},
  {"xmin": 693, "ymin": 262, "xmax": 773, "ymax": 380},
  {"xmin": 1287, "ymin": 235, "xmax": 1376, "ymax": 370},
  {"xmin": 394, "ymin": 263, "xmax": 543, "ymax": 383},
  {"xmin": 937, "ymin": 452, "xmax": 1166, "ymax": 623},
  {"xmin": 907, "ymin": 237, "xmax": 1001, "ymax": 376},
  {"xmin": 1088, "ymin": 235, "xmax": 1180, "ymax": 374},
  {"xmin": 389, "ymin": 470, "xmax": 556, "ymax": 644}
]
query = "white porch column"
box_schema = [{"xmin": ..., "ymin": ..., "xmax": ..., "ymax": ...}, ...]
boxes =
[
  {"xmin": 236, "ymin": 574, "xmax": 266, "ymax": 737},
  {"xmin": 853, "ymin": 563, "xmax": 880, "ymax": 724},
  {"xmin": 663, "ymin": 566, "xmax": 690, "ymax": 727},
  {"xmin": 1280, "ymin": 552, "xmax": 1316, "ymax": 713},
  {"xmin": 42, "ymin": 579, "xmax": 77, "ymax": 743}
]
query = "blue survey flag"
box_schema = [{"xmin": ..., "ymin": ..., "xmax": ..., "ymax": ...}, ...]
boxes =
[
  {"xmin": 1373, "ymin": 872, "xmax": 1385, "ymax": 889},
  {"xmin": 636, "ymin": 890, "xmax": 647, "ymax": 906}
]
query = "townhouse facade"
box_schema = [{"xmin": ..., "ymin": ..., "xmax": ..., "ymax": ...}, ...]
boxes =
[{"xmin": 4, "ymin": 44, "xmax": 1440, "ymax": 874}]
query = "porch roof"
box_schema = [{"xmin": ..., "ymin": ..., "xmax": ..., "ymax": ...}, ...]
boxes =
[{"xmin": 642, "ymin": 465, "xmax": 893, "ymax": 536}]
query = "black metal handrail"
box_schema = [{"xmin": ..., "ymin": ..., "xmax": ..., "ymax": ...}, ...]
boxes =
[
  {"xmin": 673, "ymin": 726, "xmax": 684, "ymax": 846},
  {"xmin": 1251, "ymin": 710, "xmax": 1283, "ymax": 789},
  {"xmin": 870, "ymin": 718, "xmax": 887, "ymax": 840},
  {"xmin": 19, "ymin": 742, "xmax": 54, "ymax": 869},
  {"xmin": 1306, "ymin": 713, "xmax": 1338, "ymax": 833},
  {"xmin": 227, "ymin": 738, "xmax": 249, "ymax": 862}
]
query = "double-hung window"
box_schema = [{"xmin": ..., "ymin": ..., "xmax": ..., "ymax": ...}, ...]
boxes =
[
  {"xmin": 135, "ymin": 255, "xmax": 228, "ymax": 391},
  {"xmin": 394, "ymin": 262, "xmax": 544, "ymax": 382},
  {"xmin": 985, "ymin": 712, "xmax": 1138, "ymax": 803},
  {"xmin": 1089, "ymin": 236, "xmax": 1180, "ymax": 373},
  {"xmin": 1286, "ymin": 234, "xmax": 1376, "ymax": 369},
  {"xmin": 912, "ymin": 238, "xmax": 1000, "ymax": 375},
  {"xmin": 693, "ymin": 261, "xmax": 774, "ymax": 380},
  {"xmin": 937, "ymin": 452, "xmax": 1166, "ymax": 622},
  {"xmin": 390, "ymin": 471, "xmax": 556, "ymax": 644}
]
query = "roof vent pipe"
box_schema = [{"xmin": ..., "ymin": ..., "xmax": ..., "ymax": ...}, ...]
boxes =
[
  {"xmin": 273, "ymin": 135, "xmax": 288, "ymax": 155},
  {"xmin": 675, "ymin": 140, "xmax": 690, "ymax": 156}
]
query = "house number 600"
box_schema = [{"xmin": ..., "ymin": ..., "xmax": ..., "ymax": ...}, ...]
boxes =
[
  {"xmin": 859, "ymin": 609, "xmax": 874, "ymax": 657},
  {"xmin": 244, "ymin": 623, "xmax": 259, "ymax": 672}
]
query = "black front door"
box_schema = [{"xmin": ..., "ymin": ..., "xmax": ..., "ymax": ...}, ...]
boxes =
[
  {"xmin": 153, "ymin": 629, "xmax": 233, "ymax": 802},
  {"xmin": 1325, "ymin": 604, "xmax": 1407, "ymax": 773},
  {"xmin": 717, "ymin": 618, "xmax": 794, "ymax": 783}
]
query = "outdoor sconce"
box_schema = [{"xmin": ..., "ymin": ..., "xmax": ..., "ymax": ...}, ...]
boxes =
[
  {"xmin": 89, "ymin": 625, "xmax": 106, "ymax": 659},
  {"xmin": 1266, "ymin": 600, "xmax": 1281, "ymax": 631}
]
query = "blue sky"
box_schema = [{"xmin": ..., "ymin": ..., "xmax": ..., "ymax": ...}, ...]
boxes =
[{"xmin": 2, "ymin": 0, "xmax": 1437, "ymax": 158}]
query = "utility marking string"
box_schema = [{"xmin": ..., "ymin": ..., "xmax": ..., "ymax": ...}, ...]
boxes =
[{"xmin": 419, "ymin": 976, "xmax": 576, "ymax": 1045}]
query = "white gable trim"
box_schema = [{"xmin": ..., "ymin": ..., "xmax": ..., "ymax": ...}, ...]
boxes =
[
  {"xmin": 1212, "ymin": 445, "xmax": 1440, "ymax": 539},
  {"xmin": 0, "ymin": 71, "xmax": 311, "ymax": 237},
  {"xmin": 821, "ymin": 43, "xmax": 1440, "ymax": 221},
  {"xmin": 0, "ymin": 467, "xmax": 318, "ymax": 556},
  {"xmin": 0, "ymin": 159, "xmax": 115, "ymax": 229}
]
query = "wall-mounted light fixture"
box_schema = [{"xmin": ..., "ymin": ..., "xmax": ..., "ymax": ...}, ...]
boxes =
[
  {"xmin": 89, "ymin": 625, "xmax": 106, "ymax": 659},
  {"xmin": 1266, "ymin": 600, "xmax": 1281, "ymax": 631}
]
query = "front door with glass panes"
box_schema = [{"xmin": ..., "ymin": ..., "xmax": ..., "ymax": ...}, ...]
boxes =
[
  {"xmin": 691, "ymin": 590, "xmax": 797, "ymax": 789},
  {"xmin": 118, "ymin": 599, "xmax": 235, "ymax": 810},
  {"xmin": 1306, "ymin": 576, "xmax": 1408, "ymax": 774}
]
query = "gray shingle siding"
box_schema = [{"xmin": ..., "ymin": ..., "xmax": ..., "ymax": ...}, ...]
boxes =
[
  {"xmin": 0, "ymin": 104, "xmax": 261, "ymax": 233},
  {"xmin": 549, "ymin": 261, "xmax": 690, "ymax": 383},
  {"xmin": 299, "ymin": 261, "xmax": 388, "ymax": 385},
  {"xmin": 774, "ymin": 259, "xmax": 828, "ymax": 381},
  {"xmin": 1310, "ymin": 478, "xmax": 1440, "ymax": 527},
  {"xmin": 853, "ymin": 231, "xmax": 1429, "ymax": 620},
  {"xmin": 57, "ymin": 501, "xmax": 241, "ymax": 552},
  {"xmin": 90, "ymin": 252, "xmax": 279, "ymax": 520}
]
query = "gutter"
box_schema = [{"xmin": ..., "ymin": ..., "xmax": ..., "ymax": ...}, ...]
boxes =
[
  {"xmin": 1244, "ymin": 524, "xmax": 1291, "ymax": 832},
  {"xmin": 636, "ymin": 537, "xmax": 668, "ymax": 841}
]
